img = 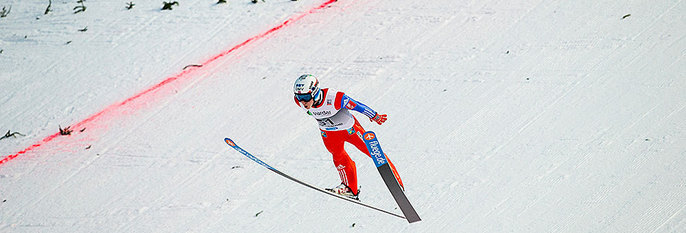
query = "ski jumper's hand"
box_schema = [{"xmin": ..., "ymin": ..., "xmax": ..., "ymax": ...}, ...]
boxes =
[{"xmin": 371, "ymin": 113, "xmax": 387, "ymax": 125}]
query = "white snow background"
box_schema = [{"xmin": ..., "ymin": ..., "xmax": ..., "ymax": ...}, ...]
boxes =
[{"xmin": 0, "ymin": 0, "xmax": 685, "ymax": 232}]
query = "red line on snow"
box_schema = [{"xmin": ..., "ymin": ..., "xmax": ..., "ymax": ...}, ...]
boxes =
[{"xmin": 0, "ymin": 0, "xmax": 339, "ymax": 166}]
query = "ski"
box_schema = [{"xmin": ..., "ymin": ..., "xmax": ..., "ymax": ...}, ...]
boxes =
[
  {"xmin": 362, "ymin": 131, "xmax": 421, "ymax": 223},
  {"xmin": 224, "ymin": 138, "xmax": 406, "ymax": 220}
]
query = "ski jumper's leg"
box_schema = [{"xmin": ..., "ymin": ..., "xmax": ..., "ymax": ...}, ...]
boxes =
[
  {"xmin": 321, "ymin": 130, "xmax": 360, "ymax": 195},
  {"xmin": 349, "ymin": 120, "xmax": 405, "ymax": 189}
]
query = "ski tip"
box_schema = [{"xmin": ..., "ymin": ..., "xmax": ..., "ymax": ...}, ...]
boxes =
[
  {"xmin": 224, "ymin": 138, "xmax": 236, "ymax": 147},
  {"xmin": 362, "ymin": 131, "xmax": 376, "ymax": 141}
]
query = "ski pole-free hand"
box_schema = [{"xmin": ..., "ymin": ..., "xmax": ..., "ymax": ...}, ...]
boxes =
[{"xmin": 371, "ymin": 113, "xmax": 387, "ymax": 125}]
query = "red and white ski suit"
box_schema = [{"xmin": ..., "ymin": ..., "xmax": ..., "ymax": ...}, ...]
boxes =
[{"xmin": 295, "ymin": 88, "xmax": 403, "ymax": 195}]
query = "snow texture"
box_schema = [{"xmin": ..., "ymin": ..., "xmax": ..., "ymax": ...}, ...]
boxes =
[{"xmin": 0, "ymin": 0, "xmax": 685, "ymax": 232}]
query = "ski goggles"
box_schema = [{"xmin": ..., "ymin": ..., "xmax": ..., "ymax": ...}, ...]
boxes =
[{"xmin": 295, "ymin": 93, "xmax": 314, "ymax": 102}]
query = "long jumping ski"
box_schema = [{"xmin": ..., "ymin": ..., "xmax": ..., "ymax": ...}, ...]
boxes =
[
  {"xmin": 362, "ymin": 131, "xmax": 421, "ymax": 223},
  {"xmin": 224, "ymin": 138, "xmax": 406, "ymax": 220}
]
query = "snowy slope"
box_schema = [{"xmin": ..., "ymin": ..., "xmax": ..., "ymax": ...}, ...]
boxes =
[{"xmin": 1, "ymin": 0, "xmax": 685, "ymax": 232}]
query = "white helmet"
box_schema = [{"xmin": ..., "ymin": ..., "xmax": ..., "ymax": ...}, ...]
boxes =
[{"xmin": 293, "ymin": 74, "xmax": 322, "ymax": 103}]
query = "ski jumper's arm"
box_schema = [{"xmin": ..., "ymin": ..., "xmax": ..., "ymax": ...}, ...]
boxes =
[{"xmin": 334, "ymin": 92, "xmax": 378, "ymax": 119}]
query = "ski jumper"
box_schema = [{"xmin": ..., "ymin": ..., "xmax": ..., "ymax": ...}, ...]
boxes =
[{"xmin": 294, "ymin": 88, "xmax": 403, "ymax": 195}]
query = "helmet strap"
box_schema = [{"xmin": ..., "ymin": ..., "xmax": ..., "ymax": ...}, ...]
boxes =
[{"xmin": 312, "ymin": 89, "xmax": 323, "ymax": 106}]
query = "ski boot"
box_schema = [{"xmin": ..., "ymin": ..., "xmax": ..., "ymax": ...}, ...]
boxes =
[{"xmin": 326, "ymin": 183, "xmax": 359, "ymax": 200}]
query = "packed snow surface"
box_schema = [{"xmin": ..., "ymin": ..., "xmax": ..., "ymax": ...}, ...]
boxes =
[{"xmin": 1, "ymin": 0, "xmax": 684, "ymax": 232}]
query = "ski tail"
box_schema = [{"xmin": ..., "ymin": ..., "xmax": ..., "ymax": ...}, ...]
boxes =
[{"xmin": 362, "ymin": 132, "xmax": 422, "ymax": 223}]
